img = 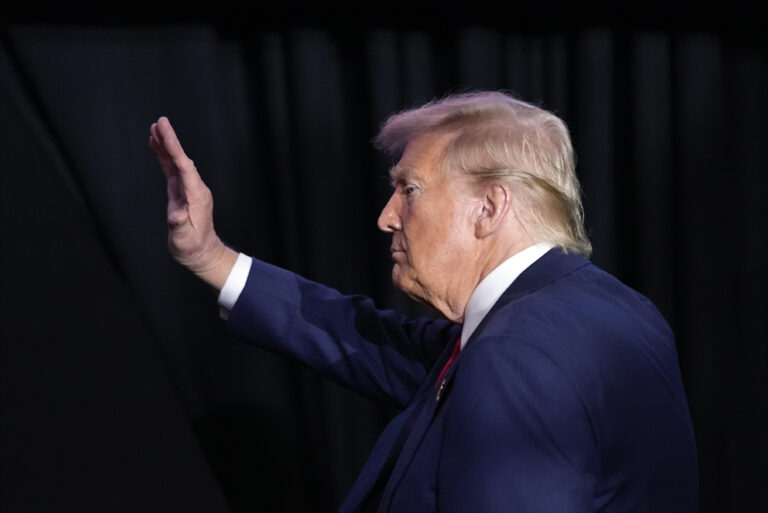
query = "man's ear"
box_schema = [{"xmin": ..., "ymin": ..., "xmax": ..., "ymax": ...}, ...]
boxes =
[{"xmin": 475, "ymin": 181, "xmax": 512, "ymax": 239}]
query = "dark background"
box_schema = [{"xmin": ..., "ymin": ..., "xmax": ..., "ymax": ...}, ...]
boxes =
[{"xmin": 1, "ymin": 4, "xmax": 766, "ymax": 512}]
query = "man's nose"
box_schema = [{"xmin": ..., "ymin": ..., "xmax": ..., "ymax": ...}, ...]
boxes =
[{"xmin": 377, "ymin": 193, "xmax": 402, "ymax": 232}]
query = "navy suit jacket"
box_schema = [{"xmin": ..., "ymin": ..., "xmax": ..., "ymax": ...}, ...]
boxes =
[{"xmin": 226, "ymin": 249, "xmax": 698, "ymax": 512}]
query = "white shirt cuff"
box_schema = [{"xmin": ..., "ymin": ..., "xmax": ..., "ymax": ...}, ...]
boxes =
[{"xmin": 218, "ymin": 253, "xmax": 253, "ymax": 319}]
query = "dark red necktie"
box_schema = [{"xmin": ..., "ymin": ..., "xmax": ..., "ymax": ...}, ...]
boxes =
[{"xmin": 435, "ymin": 338, "xmax": 461, "ymax": 388}]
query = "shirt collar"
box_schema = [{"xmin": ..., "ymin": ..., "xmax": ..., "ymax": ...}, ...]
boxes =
[{"xmin": 460, "ymin": 241, "xmax": 555, "ymax": 348}]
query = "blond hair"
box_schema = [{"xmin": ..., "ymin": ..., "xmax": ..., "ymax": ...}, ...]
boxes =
[{"xmin": 375, "ymin": 91, "xmax": 591, "ymax": 257}]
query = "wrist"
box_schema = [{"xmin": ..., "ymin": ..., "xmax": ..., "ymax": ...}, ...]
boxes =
[{"xmin": 190, "ymin": 242, "xmax": 239, "ymax": 292}]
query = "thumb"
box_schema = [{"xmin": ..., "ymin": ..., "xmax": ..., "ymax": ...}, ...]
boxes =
[{"xmin": 167, "ymin": 207, "xmax": 190, "ymax": 227}]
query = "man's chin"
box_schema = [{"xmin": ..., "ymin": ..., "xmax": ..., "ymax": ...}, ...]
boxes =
[
  {"xmin": 391, "ymin": 266, "xmax": 410, "ymax": 293},
  {"xmin": 391, "ymin": 271, "xmax": 420, "ymax": 302},
  {"xmin": 391, "ymin": 266, "xmax": 403, "ymax": 288}
]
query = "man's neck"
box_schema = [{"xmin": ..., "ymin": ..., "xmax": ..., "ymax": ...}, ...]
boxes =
[{"xmin": 432, "ymin": 231, "xmax": 537, "ymax": 323}]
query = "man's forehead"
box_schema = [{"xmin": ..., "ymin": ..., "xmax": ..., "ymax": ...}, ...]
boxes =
[{"xmin": 389, "ymin": 133, "xmax": 451, "ymax": 182}]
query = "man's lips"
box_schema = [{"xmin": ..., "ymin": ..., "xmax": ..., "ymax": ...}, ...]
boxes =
[{"xmin": 390, "ymin": 248, "xmax": 405, "ymax": 260}]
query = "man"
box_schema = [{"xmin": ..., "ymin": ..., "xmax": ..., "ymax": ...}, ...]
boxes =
[{"xmin": 150, "ymin": 91, "xmax": 698, "ymax": 512}]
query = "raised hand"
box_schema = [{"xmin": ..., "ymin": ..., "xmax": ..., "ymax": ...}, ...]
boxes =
[{"xmin": 150, "ymin": 117, "xmax": 237, "ymax": 291}]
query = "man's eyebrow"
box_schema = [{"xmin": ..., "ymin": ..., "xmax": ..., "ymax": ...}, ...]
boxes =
[{"xmin": 389, "ymin": 165, "xmax": 416, "ymax": 183}]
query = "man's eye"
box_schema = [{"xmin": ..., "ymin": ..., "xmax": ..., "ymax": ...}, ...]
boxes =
[{"xmin": 403, "ymin": 185, "xmax": 417, "ymax": 195}]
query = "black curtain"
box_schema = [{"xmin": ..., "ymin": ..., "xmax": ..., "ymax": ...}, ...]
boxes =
[{"xmin": 1, "ymin": 10, "xmax": 766, "ymax": 513}]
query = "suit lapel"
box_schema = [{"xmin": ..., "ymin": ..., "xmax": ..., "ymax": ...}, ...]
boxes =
[
  {"xmin": 377, "ymin": 249, "xmax": 590, "ymax": 510},
  {"xmin": 378, "ymin": 379, "xmax": 444, "ymax": 511},
  {"xmin": 340, "ymin": 331, "xmax": 461, "ymax": 512}
]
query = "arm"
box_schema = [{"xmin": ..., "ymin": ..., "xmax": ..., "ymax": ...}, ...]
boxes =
[
  {"xmin": 149, "ymin": 117, "xmax": 237, "ymax": 290},
  {"xmin": 227, "ymin": 257, "xmax": 460, "ymax": 408}
]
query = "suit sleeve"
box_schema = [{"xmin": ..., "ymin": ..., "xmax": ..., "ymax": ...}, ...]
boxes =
[
  {"xmin": 226, "ymin": 258, "xmax": 460, "ymax": 409},
  {"xmin": 437, "ymin": 335, "xmax": 598, "ymax": 513}
]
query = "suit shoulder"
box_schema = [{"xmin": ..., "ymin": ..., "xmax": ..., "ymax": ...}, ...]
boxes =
[
  {"xmin": 485, "ymin": 263, "xmax": 673, "ymax": 347},
  {"xmin": 466, "ymin": 262, "xmax": 682, "ymax": 404}
]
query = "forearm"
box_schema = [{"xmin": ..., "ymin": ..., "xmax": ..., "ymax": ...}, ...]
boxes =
[{"xmin": 225, "ymin": 257, "xmax": 459, "ymax": 407}]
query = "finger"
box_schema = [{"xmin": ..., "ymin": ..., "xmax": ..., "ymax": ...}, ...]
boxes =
[
  {"xmin": 150, "ymin": 120, "xmax": 167, "ymax": 150},
  {"xmin": 167, "ymin": 208, "xmax": 190, "ymax": 227},
  {"xmin": 151, "ymin": 121, "xmax": 173, "ymax": 161},
  {"xmin": 150, "ymin": 134, "xmax": 175, "ymax": 180},
  {"xmin": 150, "ymin": 122, "xmax": 162, "ymax": 148},
  {"xmin": 149, "ymin": 130, "xmax": 166, "ymax": 160},
  {"xmin": 150, "ymin": 134, "xmax": 170, "ymax": 163},
  {"xmin": 156, "ymin": 117, "xmax": 190, "ymax": 165},
  {"xmin": 155, "ymin": 117, "xmax": 204, "ymax": 188},
  {"xmin": 151, "ymin": 119, "xmax": 191, "ymax": 185}
]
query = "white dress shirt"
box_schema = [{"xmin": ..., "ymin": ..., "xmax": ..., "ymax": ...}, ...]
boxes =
[
  {"xmin": 459, "ymin": 241, "xmax": 554, "ymax": 348},
  {"xmin": 217, "ymin": 242, "xmax": 555, "ymax": 340}
]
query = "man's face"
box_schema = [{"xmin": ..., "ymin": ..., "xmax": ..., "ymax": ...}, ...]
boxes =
[{"xmin": 377, "ymin": 132, "xmax": 480, "ymax": 319}]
